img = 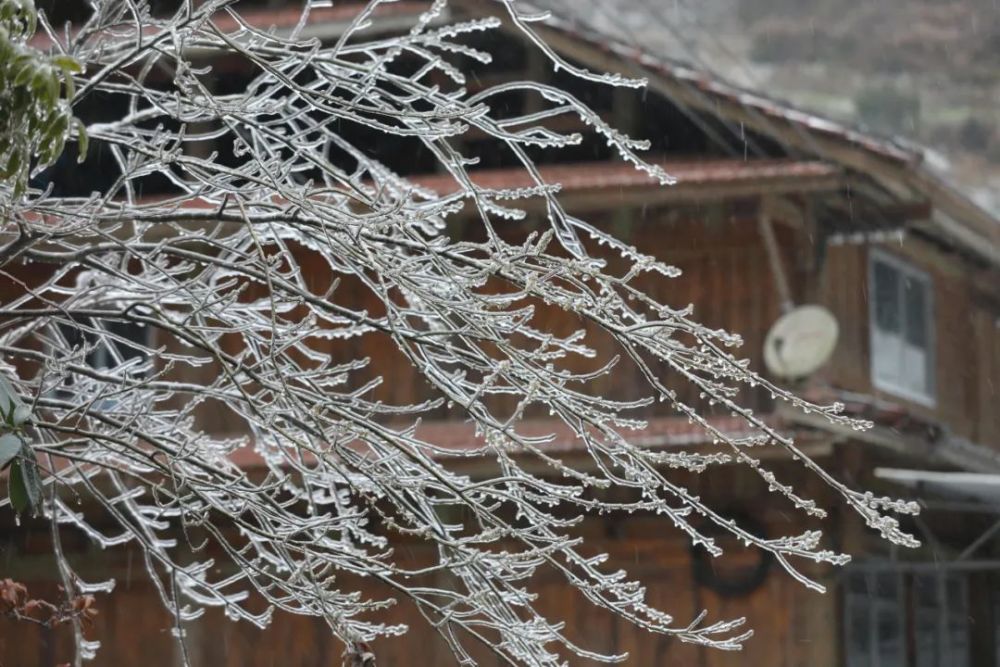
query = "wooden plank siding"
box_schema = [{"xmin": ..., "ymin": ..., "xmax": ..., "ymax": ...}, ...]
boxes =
[
  {"xmin": 0, "ymin": 541, "xmax": 838, "ymax": 667},
  {"xmin": 152, "ymin": 207, "xmax": 788, "ymax": 438},
  {"xmin": 1, "ymin": 458, "xmax": 841, "ymax": 666},
  {"xmin": 2, "ymin": 199, "xmax": 998, "ymax": 667},
  {"xmin": 8, "ymin": 202, "xmax": 994, "ymax": 452},
  {"xmin": 820, "ymin": 236, "xmax": 1000, "ymax": 447}
]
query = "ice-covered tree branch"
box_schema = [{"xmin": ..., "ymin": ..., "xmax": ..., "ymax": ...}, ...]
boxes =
[{"xmin": 0, "ymin": 0, "xmax": 918, "ymax": 664}]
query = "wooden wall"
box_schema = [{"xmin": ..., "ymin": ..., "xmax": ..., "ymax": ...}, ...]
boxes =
[
  {"xmin": 820, "ymin": 236, "xmax": 1000, "ymax": 446},
  {"xmin": 0, "ymin": 545, "xmax": 837, "ymax": 667},
  {"xmin": 134, "ymin": 206, "xmax": 789, "ymax": 439},
  {"xmin": 3, "ymin": 199, "xmax": 999, "ymax": 667},
  {"xmin": 4, "ymin": 201, "xmax": 994, "ymax": 448},
  {"xmin": 1, "ymin": 460, "xmax": 843, "ymax": 667}
]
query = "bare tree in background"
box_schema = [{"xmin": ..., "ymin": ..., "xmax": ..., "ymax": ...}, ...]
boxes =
[{"xmin": 0, "ymin": 0, "xmax": 920, "ymax": 664}]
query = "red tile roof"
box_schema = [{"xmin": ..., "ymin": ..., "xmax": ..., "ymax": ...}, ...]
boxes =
[
  {"xmin": 411, "ymin": 158, "xmax": 838, "ymax": 196},
  {"xmin": 113, "ymin": 158, "xmax": 837, "ymax": 214}
]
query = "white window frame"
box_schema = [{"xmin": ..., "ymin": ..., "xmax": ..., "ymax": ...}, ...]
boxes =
[{"xmin": 868, "ymin": 249, "xmax": 935, "ymax": 407}]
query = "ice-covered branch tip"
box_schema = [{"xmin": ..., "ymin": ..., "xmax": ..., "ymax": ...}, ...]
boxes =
[{"xmin": 0, "ymin": 1, "xmax": 918, "ymax": 665}]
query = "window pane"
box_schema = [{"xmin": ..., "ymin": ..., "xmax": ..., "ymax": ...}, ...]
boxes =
[
  {"xmin": 871, "ymin": 257, "xmax": 935, "ymax": 399},
  {"xmin": 847, "ymin": 597, "xmax": 872, "ymax": 667},
  {"xmin": 994, "ymin": 593, "xmax": 1000, "ymax": 667},
  {"xmin": 88, "ymin": 319, "xmax": 149, "ymax": 370},
  {"xmin": 873, "ymin": 260, "xmax": 901, "ymax": 334},
  {"xmin": 55, "ymin": 316, "xmax": 89, "ymax": 351},
  {"xmin": 901, "ymin": 343, "xmax": 928, "ymax": 395},
  {"xmin": 109, "ymin": 319, "xmax": 148, "ymax": 362},
  {"xmin": 914, "ymin": 576, "xmax": 940, "ymax": 667},
  {"xmin": 874, "ymin": 572, "xmax": 900, "ymax": 597},
  {"xmin": 915, "ymin": 610, "xmax": 940, "ymax": 667},
  {"xmin": 945, "ymin": 576, "xmax": 969, "ymax": 664},
  {"xmin": 945, "ymin": 576, "xmax": 964, "ymax": 614},
  {"xmin": 873, "ymin": 329, "xmax": 903, "ymax": 386},
  {"xmin": 913, "ymin": 574, "xmax": 938, "ymax": 607},
  {"xmin": 903, "ymin": 277, "xmax": 928, "ymax": 349},
  {"xmin": 877, "ymin": 609, "xmax": 905, "ymax": 667}
]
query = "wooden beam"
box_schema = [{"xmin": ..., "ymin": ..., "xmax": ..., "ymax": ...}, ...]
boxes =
[{"xmin": 550, "ymin": 171, "xmax": 843, "ymax": 212}]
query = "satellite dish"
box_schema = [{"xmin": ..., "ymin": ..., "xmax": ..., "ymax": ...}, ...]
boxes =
[{"xmin": 763, "ymin": 305, "xmax": 839, "ymax": 380}]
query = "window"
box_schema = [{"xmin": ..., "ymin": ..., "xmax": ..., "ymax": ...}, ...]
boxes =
[
  {"xmin": 869, "ymin": 251, "xmax": 934, "ymax": 404},
  {"xmin": 844, "ymin": 569, "xmax": 969, "ymax": 667},
  {"xmin": 85, "ymin": 319, "xmax": 150, "ymax": 374},
  {"xmin": 913, "ymin": 574, "xmax": 969, "ymax": 667},
  {"xmin": 844, "ymin": 571, "xmax": 905, "ymax": 667},
  {"xmin": 49, "ymin": 316, "xmax": 152, "ymax": 409}
]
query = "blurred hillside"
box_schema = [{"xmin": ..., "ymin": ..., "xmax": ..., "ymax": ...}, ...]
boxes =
[{"xmin": 539, "ymin": 0, "xmax": 1000, "ymax": 214}]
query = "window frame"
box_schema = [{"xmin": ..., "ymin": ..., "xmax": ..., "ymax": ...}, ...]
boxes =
[{"xmin": 868, "ymin": 249, "xmax": 936, "ymax": 407}]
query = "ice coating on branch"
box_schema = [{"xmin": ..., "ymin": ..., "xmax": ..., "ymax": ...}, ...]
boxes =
[{"xmin": 0, "ymin": 0, "xmax": 919, "ymax": 664}]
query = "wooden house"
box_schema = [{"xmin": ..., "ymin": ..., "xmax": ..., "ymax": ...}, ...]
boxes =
[{"xmin": 3, "ymin": 2, "xmax": 999, "ymax": 665}]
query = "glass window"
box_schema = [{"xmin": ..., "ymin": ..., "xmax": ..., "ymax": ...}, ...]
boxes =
[
  {"xmin": 945, "ymin": 576, "xmax": 969, "ymax": 665},
  {"xmin": 50, "ymin": 316, "xmax": 152, "ymax": 404},
  {"xmin": 914, "ymin": 575, "xmax": 942, "ymax": 667},
  {"xmin": 847, "ymin": 597, "xmax": 873, "ymax": 667},
  {"xmin": 845, "ymin": 571, "xmax": 970, "ymax": 667},
  {"xmin": 848, "ymin": 570, "xmax": 971, "ymax": 667},
  {"xmin": 876, "ymin": 606, "xmax": 905, "ymax": 667},
  {"xmin": 869, "ymin": 252, "xmax": 934, "ymax": 403},
  {"xmin": 903, "ymin": 277, "xmax": 928, "ymax": 348},
  {"xmin": 87, "ymin": 319, "xmax": 150, "ymax": 371},
  {"xmin": 844, "ymin": 571, "xmax": 904, "ymax": 667},
  {"xmin": 873, "ymin": 261, "xmax": 901, "ymax": 334}
]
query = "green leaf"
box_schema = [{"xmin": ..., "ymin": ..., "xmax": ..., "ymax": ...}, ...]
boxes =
[
  {"xmin": 62, "ymin": 68, "xmax": 74, "ymax": 100},
  {"xmin": 45, "ymin": 68, "xmax": 58, "ymax": 107},
  {"xmin": 19, "ymin": 446, "xmax": 40, "ymax": 510},
  {"xmin": 0, "ymin": 433, "xmax": 19, "ymax": 469},
  {"xmin": 0, "ymin": 33, "xmax": 13, "ymax": 63},
  {"xmin": 0, "ymin": 375, "xmax": 27, "ymax": 426},
  {"xmin": 21, "ymin": 0, "xmax": 35, "ymax": 35},
  {"xmin": 31, "ymin": 68, "xmax": 50, "ymax": 104},
  {"xmin": 8, "ymin": 445, "xmax": 40, "ymax": 517},
  {"xmin": 0, "ymin": 150, "xmax": 19, "ymax": 179},
  {"xmin": 0, "ymin": 374, "xmax": 22, "ymax": 405},
  {"xmin": 8, "ymin": 459, "xmax": 29, "ymax": 516},
  {"xmin": 74, "ymin": 117, "xmax": 88, "ymax": 162},
  {"xmin": 42, "ymin": 111, "xmax": 67, "ymax": 147},
  {"xmin": 12, "ymin": 59, "xmax": 34, "ymax": 86},
  {"xmin": 51, "ymin": 54, "xmax": 82, "ymax": 74},
  {"xmin": 12, "ymin": 404, "xmax": 29, "ymax": 426}
]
